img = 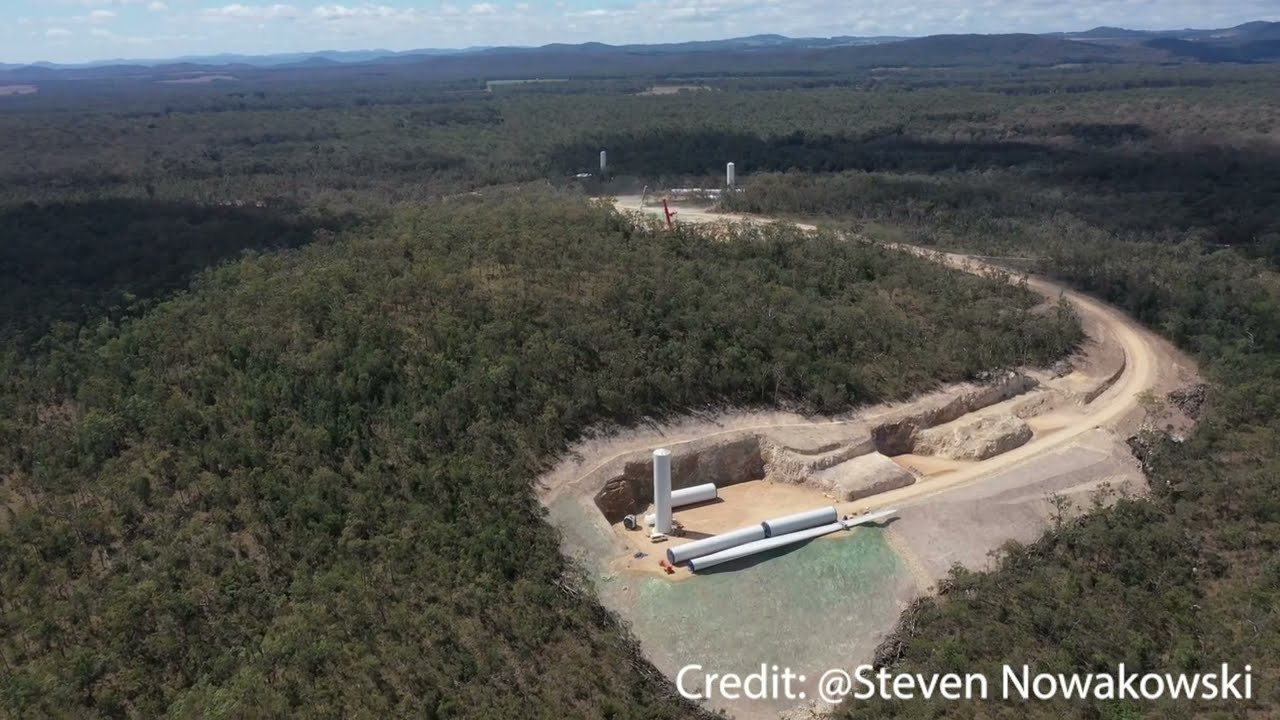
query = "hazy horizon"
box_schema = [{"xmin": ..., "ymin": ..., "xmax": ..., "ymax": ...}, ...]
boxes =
[{"xmin": 4, "ymin": 0, "xmax": 1279, "ymax": 65}]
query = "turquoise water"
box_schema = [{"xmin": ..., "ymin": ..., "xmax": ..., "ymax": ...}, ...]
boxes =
[
  {"xmin": 611, "ymin": 530, "xmax": 910, "ymax": 714},
  {"xmin": 548, "ymin": 495, "xmax": 912, "ymax": 715}
]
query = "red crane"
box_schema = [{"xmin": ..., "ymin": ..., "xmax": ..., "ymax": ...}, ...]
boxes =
[{"xmin": 661, "ymin": 198, "xmax": 677, "ymax": 230}]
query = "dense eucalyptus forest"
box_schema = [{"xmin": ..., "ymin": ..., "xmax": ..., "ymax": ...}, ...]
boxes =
[{"xmin": 2, "ymin": 52, "xmax": 1279, "ymax": 719}]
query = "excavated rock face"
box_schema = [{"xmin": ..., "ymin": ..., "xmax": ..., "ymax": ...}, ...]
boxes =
[
  {"xmin": 871, "ymin": 371, "xmax": 1038, "ymax": 456},
  {"xmin": 594, "ymin": 477, "xmax": 641, "ymax": 522},
  {"xmin": 593, "ymin": 372, "xmax": 1042, "ymax": 520},
  {"xmin": 872, "ymin": 420, "xmax": 919, "ymax": 456},
  {"xmin": 592, "ymin": 436, "xmax": 765, "ymax": 522},
  {"xmin": 1168, "ymin": 383, "xmax": 1209, "ymax": 420},
  {"xmin": 914, "ymin": 415, "xmax": 1034, "ymax": 461}
]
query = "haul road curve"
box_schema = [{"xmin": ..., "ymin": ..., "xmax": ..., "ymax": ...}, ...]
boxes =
[{"xmin": 600, "ymin": 195, "xmax": 1197, "ymax": 568}]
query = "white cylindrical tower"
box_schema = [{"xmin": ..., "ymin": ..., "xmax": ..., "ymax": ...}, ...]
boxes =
[
  {"xmin": 653, "ymin": 448, "xmax": 672, "ymax": 536},
  {"xmin": 726, "ymin": 161, "xmax": 736, "ymax": 188},
  {"xmin": 600, "ymin": 150, "xmax": 608, "ymax": 176}
]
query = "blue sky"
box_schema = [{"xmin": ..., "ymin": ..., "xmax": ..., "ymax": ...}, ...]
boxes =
[{"xmin": 4, "ymin": 0, "xmax": 1279, "ymax": 64}]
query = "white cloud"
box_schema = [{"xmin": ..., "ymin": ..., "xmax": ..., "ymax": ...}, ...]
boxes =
[
  {"xmin": 45, "ymin": 27, "xmax": 73, "ymax": 38},
  {"xmin": 201, "ymin": 3, "xmax": 300, "ymax": 20},
  {"xmin": 313, "ymin": 4, "xmax": 404, "ymax": 20},
  {"xmin": 88, "ymin": 9, "xmax": 116, "ymax": 20},
  {"xmin": 305, "ymin": 3, "xmax": 433, "ymax": 27},
  {"xmin": 469, "ymin": 3, "xmax": 498, "ymax": 14},
  {"xmin": 147, "ymin": 1, "xmax": 168, "ymax": 11},
  {"xmin": 572, "ymin": 7, "xmax": 630, "ymax": 18}
]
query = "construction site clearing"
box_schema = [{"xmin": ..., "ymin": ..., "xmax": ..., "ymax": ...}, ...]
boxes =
[{"xmin": 536, "ymin": 199, "xmax": 1203, "ymax": 717}]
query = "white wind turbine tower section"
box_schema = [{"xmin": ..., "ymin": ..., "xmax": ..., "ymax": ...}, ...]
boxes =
[{"xmin": 652, "ymin": 448, "xmax": 673, "ymax": 537}]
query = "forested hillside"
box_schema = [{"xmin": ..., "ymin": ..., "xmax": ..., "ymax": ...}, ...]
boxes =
[{"xmin": 0, "ymin": 195, "xmax": 1076, "ymax": 716}]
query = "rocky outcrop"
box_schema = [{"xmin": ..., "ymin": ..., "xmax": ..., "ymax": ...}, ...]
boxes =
[
  {"xmin": 872, "ymin": 372, "xmax": 1038, "ymax": 455},
  {"xmin": 1168, "ymin": 383, "xmax": 1209, "ymax": 420},
  {"xmin": 593, "ymin": 436, "xmax": 765, "ymax": 521},
  {"xmin": 594, "ymin": 477, "xmax": 642, "ymax": 522},
  {"xmin": 915, "ymin": 415, "xmax": 1033, "ymax": 461}
]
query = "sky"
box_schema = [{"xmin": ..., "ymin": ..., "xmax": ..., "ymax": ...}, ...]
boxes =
[{"xmin": 4, "ymin": 0, "xmax": 1279, "ymax": 64}]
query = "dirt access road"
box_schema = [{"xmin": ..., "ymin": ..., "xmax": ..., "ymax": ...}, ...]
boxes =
[{"xmin": 608, "ymin": 195, "xmax": 1194, "ymax": 532}]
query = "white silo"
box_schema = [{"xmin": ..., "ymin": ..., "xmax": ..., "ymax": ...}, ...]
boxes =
[
  {"xmin": 600, "ymin": 150, "xmax": 608, "ymax": 176},
  {"xmin": 652, "ymin": 448, "xmax": 673, "ymax": 536},
  {"xmin": 726, "ymin": 162, "xmax": 736, "ymax": 188}
]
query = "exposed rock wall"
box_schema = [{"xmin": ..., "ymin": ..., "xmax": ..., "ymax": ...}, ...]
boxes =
[
  {"xmin": 593, "ymin": 372, "xmax": 1043, "ymax": 520},
  {"xmin": 593, "ymin": 436, "xmax": 765, "ymax": 521},
  {"xmin": 872, "ymin": 372, "xmax": 1038, "ymax": 456}
]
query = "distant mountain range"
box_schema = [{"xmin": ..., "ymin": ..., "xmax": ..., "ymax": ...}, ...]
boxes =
[
  {"xmin": 2, "ymin": 21, "xmax": 1278, "ymax": 80},
  {"xmin": 1037, "ymin": 21, "xmax": 1280, "ymax": 62},
  {"xmin": 10, "ymin": 47, "xmax": 496, "ymax": 70},
  {"xmin": 6, "ymin": 34, "xmax": 912, "ymax": 70},
  {"xmin": 1046, "ymin": 20, "xmax": 1280, "ymax": 43}
]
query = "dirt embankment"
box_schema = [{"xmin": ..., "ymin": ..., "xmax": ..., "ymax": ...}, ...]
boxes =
[{"xmin": 580, "ymin": 366, "xmax": 1062, "ymax": 524}]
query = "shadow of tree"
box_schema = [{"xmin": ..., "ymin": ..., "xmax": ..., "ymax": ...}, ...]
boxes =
[{"xmin": 0, "ymin": 199, "xmax": 354, "ymax": 351}]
